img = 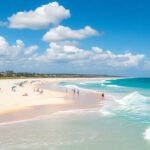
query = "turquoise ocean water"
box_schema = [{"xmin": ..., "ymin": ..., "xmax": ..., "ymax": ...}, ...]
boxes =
[{"xmin": 0, "ymin": 78, "xmax": 150, "ymax": 150}]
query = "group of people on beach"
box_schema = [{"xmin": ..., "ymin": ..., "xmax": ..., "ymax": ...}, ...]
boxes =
[
  {"xmin": 33, "ymin": 88, "xmax": 44, "ymax": 94},
  {"xmin": 66, "ymin": 88, "xmax": 80, "ymax": 96},
  {"xmin": 72, "ymin": 89, "xmax": 80, "ymax": 95},
  {"xmin": 9, "ymin": 80, "xmax": 44, "ymax": 96},
  {"xmin": 21, "ymin": 87, "xmax": 44, "ymax": 96},
  {"xmin": 66, "ymin": 87, "xmax": 105, "ymax": 100}
]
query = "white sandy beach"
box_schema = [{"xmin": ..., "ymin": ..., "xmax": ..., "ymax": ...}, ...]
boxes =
[
  {"xmin": 0, "ymin": 78, "xmax": 68, "ymax": 114},
  {"xmin": 0, "ymin": 77, "xmax": 115, "ymax": 115}
]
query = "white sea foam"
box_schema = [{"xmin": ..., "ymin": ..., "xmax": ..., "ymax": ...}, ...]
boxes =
[
  {"xmin": 53, "ymin": 109, "xmax": 86, "ymax": 115},
  {"xmin": 0, "ymin": 115, "xmax": 51, "ymax": 126},
  {"xmin": 61, "ymin": 81, "xmax": 150, "ymax": 120},
  {"xmin": 78, "ymin": 83, "xmax": 88, "ymax": 85},
  {"xmin": 0, "ymin": 108, "xmax": 98, "ymax": 126},
  {"xmin": 99, "ymin": 108, "xmax": 114, "ymax": 117},
  {"xmin": 100, "ymin": 82, "xmax": 125, "ymax": 88},
  {"xmin": 115, "ymin": 92, "xmax": 150, "ymax": 117},
  {"xmin": 105, "ymin": 84, "xmax": 123, "ymax": 88},
  {"xmin": 64, "ymin": 84, "xmax": 80, "ymax": 89},
  {"xmin": 116, "ymin": 92, "xmax": 149, "ymax": 106},
  {"xmin": 100, "ymin": 80, "xmax": 111, "ymax": 84},
  {"xmin": 100, "ymin": 83, "xmax": 105, "ymax": 86},
  {"xmin": 76, "ymin": 79, "xmax": 112, "ymax": 86},
  {"xmin": 52, "ymin": 109, "xmax": 98, "ymax": 116},
  {"xmin": 144, "ymin": 127, "xmax": 150, "ymax": 142}
]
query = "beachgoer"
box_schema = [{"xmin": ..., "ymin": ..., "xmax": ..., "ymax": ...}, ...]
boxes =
[
  {"xmin": 77, "ymin": 90, "xmax": 79, "ymax": 95},
  {"xmin": 39, "ymin": 89, "xmax": 43, "ymax": 94},
  {"xmin": 12, "ymin": 86, "xmax": 16, "ymax": 92},
  {"xmin": 73, "ymin": 89, "xmax": 75, "ymax": 95},
  {"xmin": 37, "ymin": 88, "xmax": 40, "ymax": 92},
  {"xmin": 22, "ymin": 93, "xmax": 28, "ymax": 96},
  {"xmin": 72, "ymin": 89, "xmax": 75, "ymax": 94},
  {"xmin": 102, "ymin": 93, "xmax": 105, "ymax": 99}
]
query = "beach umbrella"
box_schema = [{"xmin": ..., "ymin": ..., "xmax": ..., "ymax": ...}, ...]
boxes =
[{"xmin": 12, "ymin": 86, "xmax": 17, "ymax": 89}]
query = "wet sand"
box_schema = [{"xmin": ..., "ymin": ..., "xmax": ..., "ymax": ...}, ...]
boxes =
[{"xmin": 0, "ymin": 87, "xmax": 105, "ymax": 124}]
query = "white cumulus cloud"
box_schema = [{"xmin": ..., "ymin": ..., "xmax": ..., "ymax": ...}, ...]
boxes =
[
  {"xmin": 8, "ymin": 2, "xmax": 70, "ymax": 29},
  {"xmin": 0, "ymin": 36, "xmax": 146, "ymax": 73},
  {"xmin": 91, "ymin": 49, "xmax": 145, "ymax": 67},
  {"xmin": 43, "ymin": 25, "xmax": 99, "ymax": 42},
  {"xmin": 0, "ymin": 36, "xmax": 38, "ymax": 58},
  {"xmin": 24, "ymin": 45, "xmax": 39, "ymax": 55},
  {"xmin": 33, "ymin": 42, "xmax": 145, "ymax": 69}
]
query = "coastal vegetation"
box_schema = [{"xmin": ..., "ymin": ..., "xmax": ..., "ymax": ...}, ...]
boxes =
[{"xmin": 0, "ymin": 70, "xmax": 120, "ymax": 79}]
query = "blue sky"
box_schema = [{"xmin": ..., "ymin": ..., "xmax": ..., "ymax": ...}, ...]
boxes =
[{"xmin": 0, "ymin": 0, "xmax": 150, "ymax": 76}]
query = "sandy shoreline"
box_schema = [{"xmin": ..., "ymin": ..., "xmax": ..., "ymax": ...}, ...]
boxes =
[
  {"xmin": 0, "ymin": 77, "xmax": 115, "ymax": 123},
  {"xmin": 0, "ymin": 78, "xmax": 69, "ymax": 114}
]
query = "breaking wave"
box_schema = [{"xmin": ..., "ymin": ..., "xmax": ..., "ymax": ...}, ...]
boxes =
[{"xmin": 144, "ymin": 127, "xmax": 150, "ymax": 142}]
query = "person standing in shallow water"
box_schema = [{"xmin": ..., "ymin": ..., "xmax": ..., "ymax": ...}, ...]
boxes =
[
  {"xmin": 101, "ymin": 93, "xmax": 105, "ymax": 99},
  {"xmin": 73, "ymin": 89, "xmax": 75, "ymax": 95},
  {"xmin": 77, "ymin": 90, "xmax": 79, "ymax": 96},
  {"xmin": 66, "ymin": 88, "xmax": 68, "ymax": 93}
]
